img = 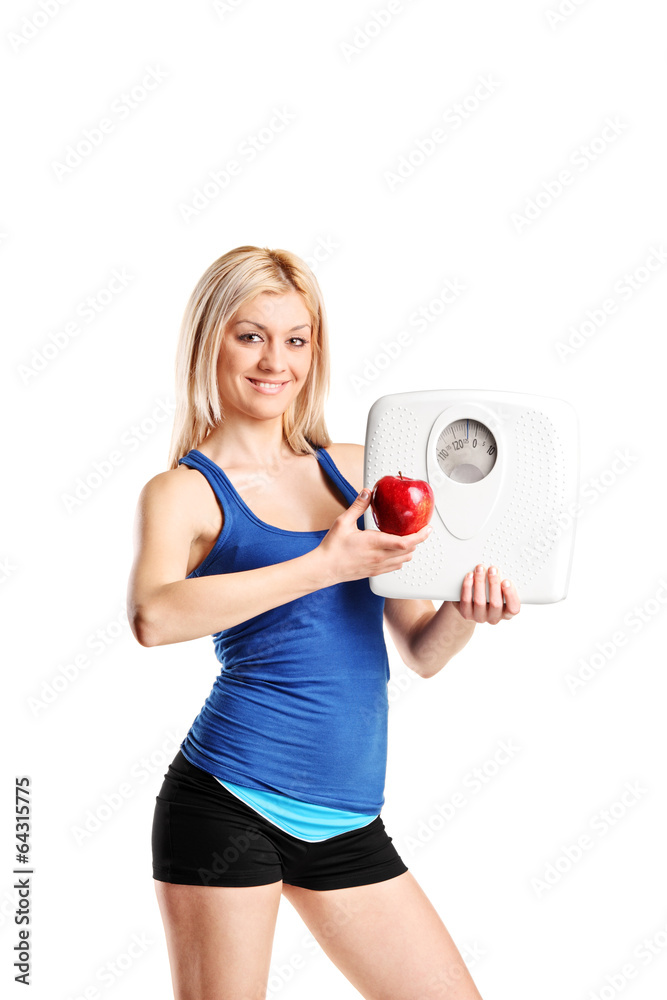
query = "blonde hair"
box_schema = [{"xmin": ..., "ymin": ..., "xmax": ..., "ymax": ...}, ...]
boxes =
[{"xmin": 167, "ymin": 246, "xmax": 332, "ymax": 470}]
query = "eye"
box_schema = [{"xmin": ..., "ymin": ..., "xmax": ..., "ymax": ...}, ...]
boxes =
[{"xmin": 238, "ymin": 333, "xmax": 310, "ymax": 346}]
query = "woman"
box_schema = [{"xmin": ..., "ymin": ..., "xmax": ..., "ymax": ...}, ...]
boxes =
[{"xmin": 126, "ymin": 245, "xmax": 520, "ymax": 1000}]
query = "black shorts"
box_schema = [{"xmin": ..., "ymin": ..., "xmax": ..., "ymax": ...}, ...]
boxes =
[{"xmin": 152, "ymin": 751, "xmax": 409, "ymax": 890}]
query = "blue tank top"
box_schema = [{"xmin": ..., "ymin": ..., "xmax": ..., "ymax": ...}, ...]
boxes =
[{"xmin": 176, "ymin": 446, "xmax": 390, "ymax": 833}]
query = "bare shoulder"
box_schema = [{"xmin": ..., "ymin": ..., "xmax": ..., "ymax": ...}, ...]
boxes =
[
  {"xmin": 136, "ymin": 464, "xmax": 216, "ymax": 536},
  {"xmin": 139, "ymin": 464, "xmax": 201, "ymax": 503},
  {"xmin": 325, "ymin": 442, "xmax": 365, "ymax": 494}
]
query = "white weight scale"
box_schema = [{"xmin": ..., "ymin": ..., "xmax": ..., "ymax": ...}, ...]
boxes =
[{"xmin": 363, "ymin": 389, "xmax": 580, "ymax": 603}]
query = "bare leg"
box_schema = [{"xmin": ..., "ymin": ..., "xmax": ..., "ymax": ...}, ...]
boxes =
[
  {"xmin": 154, "ymin": 878, "xmax": 283, "ymax": 1000},
  {"xmin": 282, "ymin": 871, "xmax": 483, "ymax": 999}
]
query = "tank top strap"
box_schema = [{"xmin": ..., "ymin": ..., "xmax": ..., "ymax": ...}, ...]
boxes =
[
  {"xmin": 315, "ymin": 446, "xmax": 365, "ymax": 530},
  {"xmin": 177, "ymin": 450, "xmax": 240, "ymax": 528},
  {"xmin": 315, "ymin": 447, "xmax": 360, "ymax": 506}
]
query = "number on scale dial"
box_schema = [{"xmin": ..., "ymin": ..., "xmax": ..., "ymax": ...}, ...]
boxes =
[{"xmin": 436, "ymin": 419, "xmax": 497, "ymax": 483}]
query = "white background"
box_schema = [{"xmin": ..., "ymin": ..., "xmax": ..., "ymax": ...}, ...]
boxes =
[{"xmin": 2, "ymin": 1, "xmax": 666, "ymax": 997}]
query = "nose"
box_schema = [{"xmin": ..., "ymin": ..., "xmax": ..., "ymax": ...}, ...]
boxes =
[{"xmin": 258, "ymin": 337, "xmax": 288, "ymax": 373}]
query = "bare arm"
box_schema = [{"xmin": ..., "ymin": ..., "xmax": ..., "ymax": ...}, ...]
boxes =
[
  {"xmin": 385, "ymin": 599, "xmax": 476, "ymax": 679},
  {"xmin": 385, "ymin": 566, "xmax": 521, "ymax": 679},
  {"xmin": 126, "ymin": 471, "xmax": 431, "ymax": 648}
]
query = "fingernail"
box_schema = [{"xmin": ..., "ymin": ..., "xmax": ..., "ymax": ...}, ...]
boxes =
[{"xmin": 488, "ymin": 566, "xmax": 496, "ymax": 575}]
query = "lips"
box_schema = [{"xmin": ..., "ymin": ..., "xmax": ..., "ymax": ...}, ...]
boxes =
[{"xmin": 246, "ymin": 377, "xmax": 290, "ymax": 394}]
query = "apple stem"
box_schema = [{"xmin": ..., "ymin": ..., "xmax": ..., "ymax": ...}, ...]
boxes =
[{"xmin": 399, "ymin": 471, "xmax": 403, "ymax": 479}]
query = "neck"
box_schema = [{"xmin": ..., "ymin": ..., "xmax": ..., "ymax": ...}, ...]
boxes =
[{"xmin": 199, "ymin": 414, "xmax": 295, "ymax": 469}]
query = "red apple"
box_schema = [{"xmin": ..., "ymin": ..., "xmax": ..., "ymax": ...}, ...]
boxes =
[{"xmin": 370, "ymin": 471, "xmax": 434, "ymax": 536}]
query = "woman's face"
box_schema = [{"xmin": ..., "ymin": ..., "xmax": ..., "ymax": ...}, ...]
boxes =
[{"xmin": 216, "ymin": 289, "xmax": 313, "ymax": 420}]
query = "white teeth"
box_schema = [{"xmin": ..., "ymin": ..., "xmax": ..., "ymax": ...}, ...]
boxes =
[{"xmin": 250, "ymin": 380, "xmax": 284, "ymax": 388}]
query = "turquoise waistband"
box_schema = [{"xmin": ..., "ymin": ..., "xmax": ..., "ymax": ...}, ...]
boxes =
[{"xmin": 216, "ymin": 778, "xmax": 379, "ymax": 842}]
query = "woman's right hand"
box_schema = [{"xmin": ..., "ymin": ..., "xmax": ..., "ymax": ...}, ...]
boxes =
[{"xmin": 316, "ymin": 489, "xmax": 432, "ymax": 586}]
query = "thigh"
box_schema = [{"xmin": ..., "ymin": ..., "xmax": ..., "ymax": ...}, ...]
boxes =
[
  {"xmin": 281, "ymin": 870, "xmax": 484, "ymax": 1000},
  {"xmin": 155, "ymin": 879, "xmax": 282, "ymax": 1000}
]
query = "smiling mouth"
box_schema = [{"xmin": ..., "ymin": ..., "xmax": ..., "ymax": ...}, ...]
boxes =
[{"xmin": 246, "ymin": 377, "xmax": 290, "ymax": 392}]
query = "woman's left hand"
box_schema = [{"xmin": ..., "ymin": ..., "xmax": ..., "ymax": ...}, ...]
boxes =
[{"xmin": 451, "ymin": 564, "xmax": 521, "ymax": 624}]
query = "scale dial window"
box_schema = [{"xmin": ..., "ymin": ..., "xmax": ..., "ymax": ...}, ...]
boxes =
[{"xmin": 436, "ymin": 419, "xmax": 497, "ymax": 483}]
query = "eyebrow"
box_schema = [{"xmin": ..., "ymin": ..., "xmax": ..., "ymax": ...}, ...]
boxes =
[{"xmin": 233, "ymin": 319, "xmax": 312, "ymax": 332}]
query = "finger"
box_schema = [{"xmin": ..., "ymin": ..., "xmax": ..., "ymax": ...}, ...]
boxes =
[
  {"xmin": 352, "ymin": 489, "xmax": 371, "ymax": 510},
  {"xmin": 487, "ymin": 566, "xmax": 504, "ymax": 624},
  {"xmin": 457, "ymin": 571, "xmax": 474, "ymax": 619},
  {"xmin": 500, "ymin": 579, "xmax": 521, "ymax": 619},
  {"xmin": 472, "ymin": 564, "xmax": 487, "ymax": 623},
  {"xmin": 417, "ymin": 522, "xmax": 433, "ymax": 541},
  {"xmin": 376, "ymin": 527, "xmax": 430, "ymax": 553},
  {"xmin": 374, "ymin": 547, "xmax": 418, "ymax": 580},
  {"xmin": 387, "ymin": 523, "xmax": 433, "ymax": 543}
]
